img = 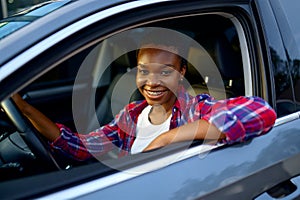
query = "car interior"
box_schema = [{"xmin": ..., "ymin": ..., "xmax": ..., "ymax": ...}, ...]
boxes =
[{"xmin": 0, "ymin": 14, "xmax": 246, "ymax": 181}]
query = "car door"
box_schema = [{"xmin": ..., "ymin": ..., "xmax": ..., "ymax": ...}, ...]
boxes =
[
  {"xmin": 252, "ymin": 0, "xmax": 300, "ymax": 198},
  {"xmin": 1, "ymin": 0, "xmax": 299, "ymax": 199}
]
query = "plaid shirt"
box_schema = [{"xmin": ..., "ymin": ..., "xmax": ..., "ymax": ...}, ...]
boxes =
[{"xmin": 51, "ymin": 86, "xmax": 276, "ymax": 160}]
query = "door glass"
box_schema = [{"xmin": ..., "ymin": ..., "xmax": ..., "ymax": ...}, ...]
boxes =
[
  {"xmin": 276, "ymin": 0, "xmax": 300, "ymax": 112},
  {"xmin": 259, "ymin": 0, "xmax": 295, "ymax": 116}
]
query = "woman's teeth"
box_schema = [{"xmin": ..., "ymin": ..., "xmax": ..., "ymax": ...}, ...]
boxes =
[{"xmin": 147, "ymin": 90, "xmax": 163, "ymax": 96}]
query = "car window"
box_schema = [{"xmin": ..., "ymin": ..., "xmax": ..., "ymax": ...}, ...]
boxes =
[
  {"xmin": 277, "ymin": 0, "xmax": 300, "ymax": 112},
  {"xmin": 0, "ymin": 0, "xmax": 72, "ymax": 40},
  {"xmin": 0, "ymin": 11, "xmax": 248, "ymax": 192},
  {"xmin": 3, "ymin": 0, "xmax": 47, "ymax": 17},
  {"xmin": 265, "ymin": 0, "xmax": 300, "ymax": 116},
  {"xmin": 21, "ymin": 14, "xmax": 246, "ymax": 132}
]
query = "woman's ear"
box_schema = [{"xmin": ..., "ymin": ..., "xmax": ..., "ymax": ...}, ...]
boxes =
[
  {"xmin": 180, "ymin": 58, "xmax": 187, "ymax": 76},
  {"xmin": 181, "ymin": 65, "xmax": 187, "ymax": 76}
]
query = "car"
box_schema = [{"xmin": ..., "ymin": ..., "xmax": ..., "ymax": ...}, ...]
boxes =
[{"xmin": 0, "ymin": 0, "xmax": 299, "ymax": 199}]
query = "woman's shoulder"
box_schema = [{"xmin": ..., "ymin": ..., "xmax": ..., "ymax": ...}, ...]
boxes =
[{"xmin": 124, "ymin": 100, "xmax": 148, "ymax": 112}]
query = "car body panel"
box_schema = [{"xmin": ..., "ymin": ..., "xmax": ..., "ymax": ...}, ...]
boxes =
[{"xmin": 38, "ymin": 115, "xmax": 300, "ymax": 200}]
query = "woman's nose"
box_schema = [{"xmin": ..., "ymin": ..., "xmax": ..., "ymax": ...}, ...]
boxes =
[{"xmin": 146, "ymin": 73, "xmax": 161, "ymax": 85}]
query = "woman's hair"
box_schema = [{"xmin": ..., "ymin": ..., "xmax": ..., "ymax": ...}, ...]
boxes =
[{"xmin": 137, "ymin": 28, "xmax": 189, "ymax": 69}]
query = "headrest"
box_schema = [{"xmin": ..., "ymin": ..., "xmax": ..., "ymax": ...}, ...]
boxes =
[
  {"xmin": 189, "ymin": 33, "xmax": 243, "ymax": 80},
  {"xmin": 213, "ymin": 34, "xmax": 243, "ymax": 78}
]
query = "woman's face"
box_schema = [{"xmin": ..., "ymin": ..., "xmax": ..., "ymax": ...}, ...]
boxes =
[{"xmin": 136, "ymin": 47, "xmax": 186, "ymax": 112}]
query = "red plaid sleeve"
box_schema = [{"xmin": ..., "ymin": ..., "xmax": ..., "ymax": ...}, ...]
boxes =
[{"xmin": 201, "ymin": 96, "xmax": 277, "ymax": 143}]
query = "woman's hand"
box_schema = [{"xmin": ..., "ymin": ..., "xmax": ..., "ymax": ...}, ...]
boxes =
[
  {"xmin": 11, "ymin": 93, "xmax": 61, "ymax": 142},
  {"xmin": 143, "ymin": 133, "xmax": 172, "ymax": 152}
]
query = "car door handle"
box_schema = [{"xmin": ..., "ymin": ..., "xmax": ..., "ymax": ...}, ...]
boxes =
[{"xmin": 255, "ymin": 175, "xmax": 300, "ymax": 199}]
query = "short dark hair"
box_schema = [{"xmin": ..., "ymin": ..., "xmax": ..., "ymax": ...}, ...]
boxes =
[{"xmin": 137, "ymin": 27, "xmax": 189, "ymax": 69}]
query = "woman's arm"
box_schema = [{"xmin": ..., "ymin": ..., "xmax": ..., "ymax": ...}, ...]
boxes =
[
  {"xmin": 143, "ymin": 119, "xmax": 225, "ymax": 151},
  {"xmin": 12, "ymin": 94, "xmax": 60, "ymax": 141},
  {"xmin": 12, "ymin": 94, "xmax": 133, "ymax": 160},
  {"xmin": 144, "ymin": 96, "xmax": 276, "ymax": 152}
]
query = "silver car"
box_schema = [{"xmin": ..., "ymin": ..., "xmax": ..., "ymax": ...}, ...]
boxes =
[{"xmin": 0, "ymin": 0, "xmax": 299, "ymax": 199}]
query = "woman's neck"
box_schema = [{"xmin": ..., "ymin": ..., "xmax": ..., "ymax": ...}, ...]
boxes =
[{"xmin": 148, "ymin": 104, "xmax": 172, "ymax": 125}]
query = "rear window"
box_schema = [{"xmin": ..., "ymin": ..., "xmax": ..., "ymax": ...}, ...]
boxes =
[
  {"xmin": 277, "ymin": 0, "xmax": 300, "ymax": 113},
  {"xmin": 0, "ymin": 0, "xmax": 72, "ymax": 40}
]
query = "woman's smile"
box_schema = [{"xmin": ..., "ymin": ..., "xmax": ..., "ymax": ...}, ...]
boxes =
[{"xmin": 144, "ymin": 88, "xmax": 168, "ymax": 99}]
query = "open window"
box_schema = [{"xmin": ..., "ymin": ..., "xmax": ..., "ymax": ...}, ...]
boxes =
[{"xmin": 0, "ymin": 11, "xmax": 248, "ymax": 191}]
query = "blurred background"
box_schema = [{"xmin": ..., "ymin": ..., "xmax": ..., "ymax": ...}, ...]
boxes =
[{"xmin": 1, "ymin": 0, "xmax": 48, "ymax": 18}]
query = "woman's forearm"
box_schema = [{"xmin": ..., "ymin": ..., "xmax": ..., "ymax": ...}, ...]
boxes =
[
  {"xmin": 12, "ymin": 94, "xmax": 60, "ymax": 141},
  {"xmin": 143, "ymin": 119, "xmax": 225, "ymax": 151}
]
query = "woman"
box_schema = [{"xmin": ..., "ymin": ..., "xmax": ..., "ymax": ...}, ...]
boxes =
[{"xmin": 12, "ymin": 42, "xmax": 276, "ymax": 160}]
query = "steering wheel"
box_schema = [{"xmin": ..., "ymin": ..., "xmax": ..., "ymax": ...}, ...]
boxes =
[{"xmin": 0, "ymin": 98, "xmax": 62, "ymax": 170}]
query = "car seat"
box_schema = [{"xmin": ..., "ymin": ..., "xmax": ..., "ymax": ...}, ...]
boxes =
[{"xmin": 186, "ymin": 32, "xmax": 244, "ymax": 99}]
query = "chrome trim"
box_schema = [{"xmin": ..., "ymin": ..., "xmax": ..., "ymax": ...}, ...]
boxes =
[
  {"xmin": 230, "ymin": 17, "xmax": 252, "ymax": 96},
  {"xmin": 0, "ymin": 0, "xmax": 170, "ymax": 82},
  {"xmin": 274, "ymin": 111, "xmax": 300, "ymax": 127}
]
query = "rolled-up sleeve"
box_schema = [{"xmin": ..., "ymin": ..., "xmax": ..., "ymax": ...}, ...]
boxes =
[
  {"xmin": 50, "ymin": 122, "xmax": 120, "ymax": 161},
  {"xmin": 201, "ymin": 96, "xmax": 277, "ymax": 144},
  {"xmin": 49, "ymin": 101, "xmax": 145, "ymax": 160}
]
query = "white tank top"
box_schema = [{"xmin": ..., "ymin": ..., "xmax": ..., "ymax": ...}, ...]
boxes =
[{"xmin": 131, "ymin": 105, "xmax": 172, "ymax": 154}]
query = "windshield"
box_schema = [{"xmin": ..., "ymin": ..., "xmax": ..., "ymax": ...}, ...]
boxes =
[{"xmin": 0, "ymin": 0, "xmax": 72, "ymax": 40}]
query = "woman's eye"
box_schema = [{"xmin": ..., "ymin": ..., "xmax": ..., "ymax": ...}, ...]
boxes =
[
  {"xmin": 161, "ymin": 70, "xmax": 172, "ymax": 75},
  {"xmin": 139, "ymin": 69, "xmax": 149, "ymax": 75}
]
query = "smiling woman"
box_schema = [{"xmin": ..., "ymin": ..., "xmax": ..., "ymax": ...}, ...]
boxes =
[{"xmin": 10, "ymin": 26, "xmax": 276, "ymax": 162}]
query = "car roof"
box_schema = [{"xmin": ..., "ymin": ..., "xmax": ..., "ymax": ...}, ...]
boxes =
[{"xmin": 0, "ymin": 0, "xmax": 127, "ymax": 66}]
